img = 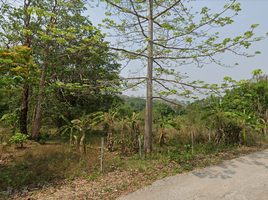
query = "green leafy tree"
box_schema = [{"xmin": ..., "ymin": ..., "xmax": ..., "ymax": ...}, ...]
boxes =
[
  {"xmin": 155, "ymin": 101, "xmax": 175, "ymax": 118},
  {"xmin": 0, "ymin": 0, "xmax": 108, "ymax": 140},
  {"xmin": 0, "ymin": 45, "xmax": 39, "ymax": 135},
  {"xmin": 126, "ymin": 98, "xmax": 146, "ymax": 112},
  {"xmin": 45, "ymin": 50, "xmax": 122, "ymax": 128},
  {"xmin": 223, "ymin": 71, "xmax": 268, "ymax": 135}
]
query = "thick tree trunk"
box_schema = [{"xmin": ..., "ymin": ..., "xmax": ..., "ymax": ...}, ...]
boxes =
[
  {"xmin": 144, "ymin": 0, "xmax": 153, "ymax": 154},
  {"xmin": 31, "ymin": 110, "xmax": 41, "ymax": 140},
  {"xmin": 20, "ymin": 83, "xmax": 29, "ymax": 135},
  {"xmin": 19, "ymin": 2, "xmax": 32, "ymax": 136},
  {"xmin": 20, "ymin": 31, "xmax": 31, "ymax": 135},
  {"xmin": 31, "ymin": 105, "xmax": 43, "ymax": 140},
  {"xmin": 31, "ymin": 62, "xmax": 48, "ymax": 140}
]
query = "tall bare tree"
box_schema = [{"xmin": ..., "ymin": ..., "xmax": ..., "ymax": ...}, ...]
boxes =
[{"xmin": 92, "ymin": 0, "xmax": 266, "ymax": 153}]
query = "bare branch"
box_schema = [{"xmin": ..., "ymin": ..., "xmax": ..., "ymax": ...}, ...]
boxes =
[
  {"xmin": 120, "ymin": 77, "xmax": 147, "ymax": 80},
  {"xmin": 121, "ymin": 80, "xmax": 144, "ymax": 91},
  {"xmin": 153, "ymin": 60, "xmax": 163, "ymax": 70},
  {"xmin": 129, "ymin": 0, "xmax": 148, "ymax": 38},
  {"xmin": 153, "ymin": 77, "xmax": 241, "ymax": 90},
  {"xmin": 104, "ymin": 0, "xmax": 148, "ymax": 20},
  {"xmin": 154, "ymin": 79, "xmax": 170, "ymax": 91},
  {"xmin": 152, "ymin": 41, "xmax": 199, "ymax": 51},
  {"xmin": 154, "ymin": 1, "xmax": 236, "ymax": 42},
  {"xmin": 153, "ymin": 96, "xmax": 185, "ymax": 108},
  {"xmin": 153, "ymin": 1, "xmax": 181, "ymax": 20},
  {"xmin": 83, "ymin": 40, "xmax": 148, "ymax": 58}
]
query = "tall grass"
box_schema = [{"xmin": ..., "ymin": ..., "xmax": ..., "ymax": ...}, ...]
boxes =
[{"xmin": 0, "ymin": 142, "xmax": 99, "ymax": 191}]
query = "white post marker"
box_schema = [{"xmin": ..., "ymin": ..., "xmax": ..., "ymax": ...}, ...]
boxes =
[
  {"xmin": 139, "ymin": 135, "xmax": 142, "ymax": 159},
  {"xmin": 192, "ymin": 131, "xmax": 194, "ymax": 153},
  {"xmin": 101, "ymin": 137, "xmax": 104, "ymax": 171}
]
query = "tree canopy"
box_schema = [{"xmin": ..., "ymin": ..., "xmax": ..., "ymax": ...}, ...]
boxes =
[{"xmin": 0, "ymin": 0, "xmax": 122, "ymax": 139}]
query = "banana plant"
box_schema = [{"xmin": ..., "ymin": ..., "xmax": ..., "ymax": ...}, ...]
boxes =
[
  {"xmin": 91, "ymin": 106, "xmax": 121, "ymax": 152},
  {"xmin": 258, "ymin": 118, "xmax": 267, "ymax": 135},
  {"xmin": 116, "ymin": 107, "xmax": 129, "ymax": 153},
  {"xmin": 234, "ymin": 109, "xmax": 261, "ymax": 145},
  {"xmin": 71, "ymin": 116, "xmax": 90, "ymax": 154},
  {"xmin": 56, "ymin": 113, "xmax": 96, "ymax": 154},
  {"xmin": 201, "ymin": 95, "xmax": 234, "ymax": 143},
  {"xmin": 55, "ymin": 115, "xmax": 80, "ymax": 146},
  {"xmin": 158, "ymin": 114, "xmax": 180, "ymax": 145},
  {"xmin": 257, "ymin": 110, "xmax": 268, "ymax": 135},
  {"xmin": 125, "ymin": 107, "xmax": 144, "ymax": 153}
]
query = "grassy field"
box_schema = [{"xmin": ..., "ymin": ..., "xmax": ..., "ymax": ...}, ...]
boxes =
[{"xmin": 1, "ymin": 124, "xmax": 268, "ymax": 199}]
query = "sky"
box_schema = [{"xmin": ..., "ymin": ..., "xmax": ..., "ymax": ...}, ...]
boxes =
[{"xmin": 84, "ymin": 0, "xmax": 268, "ymax": 99}]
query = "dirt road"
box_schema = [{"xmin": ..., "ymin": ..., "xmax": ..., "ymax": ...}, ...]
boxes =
[{"xmin": 118, "ymin": 149, "xmax": 268, "ymax": 200}]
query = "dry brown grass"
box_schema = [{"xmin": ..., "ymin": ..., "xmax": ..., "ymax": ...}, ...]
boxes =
[
  {"xmin": 0, "ymin": 140, "xmax": 100, "ymax": 191},
  {"xmin": 162, "ymin": 125, "xmax": 212, "ymax": 146},
  {"xmin": 1, "ymin": 122, "xmax": 267, "ymax": 199}
]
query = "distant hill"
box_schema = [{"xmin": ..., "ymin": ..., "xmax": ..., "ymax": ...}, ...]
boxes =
[
  {"xmin": 122, "ymin": 95, "xmax": 175, "ymax": 113},
  {"xmin": 119, "ymin": 95, "xmax": 187, "ymax": 115},
  {"xmin": 125, "ymin": 98, "xmax": 159, "ymax": 112}
]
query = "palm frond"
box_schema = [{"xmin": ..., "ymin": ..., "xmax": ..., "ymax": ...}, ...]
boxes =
[
  {"xmin": 54, "ymin": 125, "xmax": 69, "ymax": 135},
  {"xmin": 59, "ymin": 115, "xmax": 71, "ymax": 125},
  {"xmin": 168, "ymin": 121, "xmax": 180, "ymax": 130}
]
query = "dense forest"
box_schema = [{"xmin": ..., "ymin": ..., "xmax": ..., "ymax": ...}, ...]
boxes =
[{"xmin": 0, "ymin": 0, "xmax": 267, "ymax": 198}]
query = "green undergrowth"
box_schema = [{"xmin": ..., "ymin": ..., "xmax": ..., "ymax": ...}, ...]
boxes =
[{"xmin": 0, "ymin": 128, "xmax": 267, "ymax": 195}]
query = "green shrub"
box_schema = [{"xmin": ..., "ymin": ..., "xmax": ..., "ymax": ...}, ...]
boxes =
[
  {"xmin": 222, "ymin": 121, "xmax": 242, "ymax": 144},
  {"xmin": 9, "ymin": 133, "xmax": 29, "ymax": 147}
]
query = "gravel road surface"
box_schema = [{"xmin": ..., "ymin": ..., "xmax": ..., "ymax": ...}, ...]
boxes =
[{"xmin": 118, "ymin": 149, "xmax": 268, "ymax": 200}]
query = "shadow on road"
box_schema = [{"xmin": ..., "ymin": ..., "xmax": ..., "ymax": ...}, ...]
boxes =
[{"xmin": 192, "ymin": 150, "xmax": 268, "ymax": 180}]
